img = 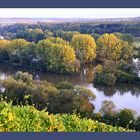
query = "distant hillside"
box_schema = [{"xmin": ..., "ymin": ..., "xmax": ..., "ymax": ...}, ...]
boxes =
[
  {"xmin": 0, "ymin": 17, "xmax": 140, "ymax": 25},
  {"xmin": 0, "ymin": 18, "xmax": 63, "ymax": 25}
]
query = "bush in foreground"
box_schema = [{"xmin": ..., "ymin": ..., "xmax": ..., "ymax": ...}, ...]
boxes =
[{"xmin": 0, "ymin": 102, "xmax": 134, "ymax": 132}]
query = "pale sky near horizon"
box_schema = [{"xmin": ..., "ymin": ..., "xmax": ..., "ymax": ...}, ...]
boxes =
[{"xmin": 0, "ymin": 8, "xmax": 140, "ymax": 18}]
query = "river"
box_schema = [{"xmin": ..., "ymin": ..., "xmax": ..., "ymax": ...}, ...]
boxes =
[{"xmin": 0, "ymin": 63, "xmax": 140, "ymax": 115}]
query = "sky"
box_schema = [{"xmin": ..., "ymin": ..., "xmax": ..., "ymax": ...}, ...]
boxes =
[{"xmin": 0, "ymin": 8, "xmax": 140, "ymax": 18}]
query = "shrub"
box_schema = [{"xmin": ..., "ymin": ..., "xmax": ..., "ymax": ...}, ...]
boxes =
[
  {"xmin": 56, "ymin": 81, "xmax": 74, "ymax": 90},
  {"xmin": 93, "ymin": 73, "xmax": 116, "ymax": 86},
  {"xmin": 14, "ymin": 71, "xmax": 33, "ymax": 84},
  {"xmin": 116, "ymin": 109, "xmax": 135, "ymax": 128},
  {"xmin": 116, "ymin": 70, "xmax": 136, "ymax": 83},
  {"xmin": 135, "ymin": 116, "xmax": 140, "ymax": 131},
  {"xmin": 0, "ymin": 50, "xmax": 9, "ymax": 62},
  {"xmin": 95, "ymin": 64, "xmax": 103, "ymax": 74},
  {"xmin": 0, "ymin": 71, "xmax": 96, "ymax": 117},
  {"xmin": 0, "ymin": 102, "xmax": 134, "ymax": 132}
]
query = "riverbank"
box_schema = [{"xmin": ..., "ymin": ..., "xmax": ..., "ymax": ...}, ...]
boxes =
[{"xmin": 0, "ymin": 64, "xmax": 140, "ymax": 115}]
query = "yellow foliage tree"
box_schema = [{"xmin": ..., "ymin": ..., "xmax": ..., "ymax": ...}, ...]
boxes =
[
  {"xmin": 0, "ymin": 40, "xmax": 10, "ymax": 49},
  {"xmin": 97, "ymin": 33, "xmax": 123, "ymax": 61},
  {"xmin": 38, "ymin": 37, "xmax": 78, "ymax": 73},
  {"xmin": 71, "ymin": 34, "xmax": 96, "ymax": 63},
  {"xmin": 121, "ymin": 41, "xmax": 134, "ymax": 60}
]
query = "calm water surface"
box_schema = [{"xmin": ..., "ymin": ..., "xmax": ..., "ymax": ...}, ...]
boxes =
[{"xmin": 0, "ymin": 63, "xmax": 140, "ymax": 115}]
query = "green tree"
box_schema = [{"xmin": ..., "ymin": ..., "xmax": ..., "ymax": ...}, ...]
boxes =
[
  {"xmin": 121, "ymin": 41, "xmax": 134, "ymax": 60},
  {"xmin": 94, "ymin": 72, "xmax": 116, "ymax": 86},
  {"xmin": 100, "ymin": 100, "xmax": 116, "ymax": 116},
  {"xmin": 135, "ymin": 116, "xmax": 140, "ymax": 131},
  {"xmin": 14, "ymin": 71, "xmax": 33, "ymax": 84},
  {"xmin": 0, "ymin": 40, "xmax": 10, "ymax": 62},
  {"xmin": 26, "ymin": 28, "xmax": 44, "ymax": 42},
  {"xmin": 44, "ymin": 30, "xmax": 53, "ymax": 38},
  {"xmin": 100, "ymin": 100, "xmax": 117, "ymax": 125},
  {"xmin": 117, "ymin": 109, "xmax": 135, "ymax": 128}
]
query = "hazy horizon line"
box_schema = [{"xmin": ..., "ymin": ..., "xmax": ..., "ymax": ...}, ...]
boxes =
[
  {"xmin": 0, "ymin": 16, "xmax": 140, "ymax": 19},
  {"xmin": 0, "ymin": 8, "xmax": 140, "ymax": 19}
]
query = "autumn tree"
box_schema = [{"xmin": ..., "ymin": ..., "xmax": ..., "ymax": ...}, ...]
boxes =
[
  {"xmin": 71, "ymin": 34, "xmax": 96, "ymax": 63},
  {"xmin": 10, "ymin": 39, "xmax": 29, "ymax": 50},
  {"xmin": 37, "ymin": 37, "xmax": 78, "ymax": 73},
  {"xmin": 0, "ymin": 39, "xmax": 29, "ymax": 63},
  {"xmin": 121, "ymin": 41, "xmax": 134, "ymax": 60},
  {"xmin": 0, "ymin": 40, "xmax": 10, "ymax": 49},
  {"xmin": 97, "ymin": 33, "xmax": 123, "ymax": 61},
  {"xmin": 9, "ymin": 39, "xmax": 29, "ymax": 63},
  {"xmin": 97, "ymin": 33, "xmax": 134, "ymax": 61}
]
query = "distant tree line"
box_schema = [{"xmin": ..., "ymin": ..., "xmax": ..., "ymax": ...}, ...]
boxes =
[
  {"xmin": 0, "ymin": 22, "xmax": 139, "ymax": 84},
  {"xmin": 0, "ymin": 22, "xmax": 140, "ymax": 40}
]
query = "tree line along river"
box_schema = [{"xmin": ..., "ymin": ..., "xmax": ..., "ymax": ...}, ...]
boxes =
[{"xmin": 0, "ymin": 62, "xmax": 140, "ymax": 115}]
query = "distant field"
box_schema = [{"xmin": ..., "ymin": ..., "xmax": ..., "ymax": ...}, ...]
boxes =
[{"xmin": 0, "ymin": 18, "xmax": 65, "ymax": 25}]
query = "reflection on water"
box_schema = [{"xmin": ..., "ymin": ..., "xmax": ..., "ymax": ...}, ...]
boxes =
[
  {"xmin": 33, "ymin": 64, "xmax": 96, "ymax": 84},
  {"xmin": 86, "ymin": 84, "xmax": 140, "ymax": 115},
  {"xmin": 0, "ymin": 63, "xmax": 94, "ymax": 84},
  {"xmin": 0, "ymin": 73, "xmax": 7, "ymax": 80},
  {"xmin": 94, "ymin": 84, "xmax": 140, "ymax": 97},
  {"xmin": 0, "ymin": 63, "xmax": 140, "ymax": 114}
]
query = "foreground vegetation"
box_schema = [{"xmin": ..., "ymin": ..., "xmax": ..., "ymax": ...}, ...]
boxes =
[
  {"xmin": 93, "ymin": 100, "xmax": 140, "ymax": 131},
  {"xmin": 0, "ymin": 101, "xmax": 134, "ymax": 132},
  {"xmin": 0, "ymin": 71, "xmax": 95, "ymax": 118},
  {"xmin": 0, "ymin": 71, "xmax": 139, "ymax": 131}
]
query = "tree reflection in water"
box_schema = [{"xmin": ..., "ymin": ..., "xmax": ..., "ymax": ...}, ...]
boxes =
[{"xmin": 94, "ymin": 84, "xmax": 140, "ymax": 97}]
